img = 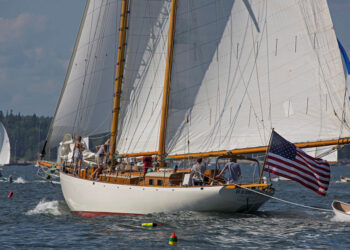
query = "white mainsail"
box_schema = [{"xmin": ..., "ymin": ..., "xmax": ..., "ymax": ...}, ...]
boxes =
[
  {"xmin": 164, "ymin": 0, "xmax": 350, "ymax": 156},
  {"xmin": 116, "ymin": 0, "xmax": 171, "ymax": 154},
  {"xmin": 46, "ymin": 0, "xmax": 122, "ymax": 149},
  {"xmin": 0, "ymin": 122, "xmax": 10, "ymax": 166}
]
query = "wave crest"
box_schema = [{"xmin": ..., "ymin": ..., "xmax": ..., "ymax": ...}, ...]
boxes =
[{"xmin": 26, "ymin": 199, "xmax": 61, "ymax": 216}]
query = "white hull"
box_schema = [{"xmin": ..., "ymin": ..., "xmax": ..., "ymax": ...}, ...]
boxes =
[{"xmin": 60, "ymin": 171, "xmax": 273, "ymax": 217}]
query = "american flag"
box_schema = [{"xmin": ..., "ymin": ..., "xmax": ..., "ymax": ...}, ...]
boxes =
[{"xmin": 264, "ymin": 131, "xmax": 330, "ymax": 196}]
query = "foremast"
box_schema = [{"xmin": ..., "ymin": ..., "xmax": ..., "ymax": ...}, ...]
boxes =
[
  {"xmin": 110, "ymin": 0, "xmax": 130, "ymax": 156},
  {"xmin": 158, "ymin": 0, "xmax": 178, "ymax": 166}
]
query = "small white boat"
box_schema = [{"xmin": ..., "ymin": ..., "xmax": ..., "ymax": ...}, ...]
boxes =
[
  {"xmin": 332, "ymin": 201, "xmax": 350, "ymax": 220},
  {"xmin": 340, "ymin": 176, "xmax": 350, "ymax": 182}
]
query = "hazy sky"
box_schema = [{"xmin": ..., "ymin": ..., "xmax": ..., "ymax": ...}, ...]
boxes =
[{"xmin": 0, "ymin": 0, "xmax": 350, "ymax": 116}]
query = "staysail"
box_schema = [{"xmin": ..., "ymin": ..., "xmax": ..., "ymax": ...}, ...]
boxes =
[
  {"xmin": 0, "ymin": 122, "xmax": 10, "ymax": 165},
  {"xmin": 164, "ymin": 0, "xmax": 350, "ymax": 156},
  {"xmin": 116, "ymin": 0, "xmax": 171, "ymax": 154},
  {"xmin": 46, "ymin": 0, "xmax": 122, "ymax": 149}
]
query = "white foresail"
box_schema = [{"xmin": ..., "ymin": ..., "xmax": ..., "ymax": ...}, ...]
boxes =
[
  {"xmin": 116, "ymin": 0, "xmax": 171, "ymax": 154},
  {"xmin": 0, "ymin": 122, "xmax": 10, "ymax": 165},
  {"xmin": 47, "ymin": 0, "xmax": 122, "ymax": 148},
  {"xmin": 165, "ymin": 0, "xmax": 350, "ymax": 155}
]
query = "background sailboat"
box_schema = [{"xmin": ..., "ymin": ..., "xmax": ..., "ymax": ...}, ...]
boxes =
[{"xmin": 0, "ymin": 122, "xmax": 10, "ymax": 166}]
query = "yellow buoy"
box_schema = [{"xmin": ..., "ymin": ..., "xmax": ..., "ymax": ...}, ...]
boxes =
[{"xmin": 142, "ymin": 222, "xmax": 160, "ymax": 227}]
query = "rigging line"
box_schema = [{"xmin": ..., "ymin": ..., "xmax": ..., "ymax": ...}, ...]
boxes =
[
  {"xmin": 249, "ymin": 3, "xmax": 266, "ymax": 142},
  {"xmin": 76, "ymin": 0, "xmax": 109, "ymax": 133},
  {"xmin": 223, "ymin": 13, "xmax": 268, "ymax": 146},
  {"xmin": 236, "ymin": 184, "xmax": 332, "ymax": 212},
  {"xmin": 119, "ymin": 1, "xmax": 168, "ymax": 153},
  {"xmin": 50, "ymin": 180, "xmax": 64, "ymax": 201},
  {"xmin": 298, "ymin": 3, "xmax": 342, "ymax": 123},
  {"xmin": 88, "ymin": 133, "xmax": 111, "ymax": 140},
  {"xmin": 80, "ymin": 0, "xmax": 110, "ymax": 123},
  {"xmin": 72, "ymin": 1, "xmax": 106, "ymax": 135},
  {"xmin": 265, "ymin": 0, "xmax": 272, "ymax": 129}
]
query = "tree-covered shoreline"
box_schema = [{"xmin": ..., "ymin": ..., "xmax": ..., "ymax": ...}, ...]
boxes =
[{"xmin": 0, "ymin": 110, "xmax": 51, "ymax": 163}]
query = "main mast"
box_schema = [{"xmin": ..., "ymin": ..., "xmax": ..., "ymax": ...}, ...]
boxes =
[
  {"xmin": 158, "ymin": 0, "xmax": 178, "ymax": 166},
  {"xmin": 110, "ymin": 0, "xmax": 130, "ymax": 156}
]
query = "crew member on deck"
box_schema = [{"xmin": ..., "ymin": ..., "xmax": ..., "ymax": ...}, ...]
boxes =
[
  {"xmin": 191, "ymin": 158, "xmax": 206, "ymax": 186},
  {"xmin": 143, "ymin": 156, "xmax": 152, "ymax": 174},
  {"xmin": 216, "ymin": 158, "xmax": 241, "ymax": 184},
  {"xmin": 91, "ymin": 139, "xmax": 109, "ymax": 180},
  {"xmin": 72, "ymin": 135, "xmax": 85, "ymax": 176}
]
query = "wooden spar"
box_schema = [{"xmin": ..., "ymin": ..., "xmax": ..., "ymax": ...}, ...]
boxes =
[
  {"xmin": 158, "ymin": 0, "xmax": 178, "ymax": 166},
  {"xmin": 118, "ymin": 151, "xmax": 158, "ymax": 158},
  {"xmin": 109, "ymin": 0, "xmax": 129, "ymax": 156},
  {"xmin": 166, "ymin": 137, "xmax": 350, "ymax": 160}
]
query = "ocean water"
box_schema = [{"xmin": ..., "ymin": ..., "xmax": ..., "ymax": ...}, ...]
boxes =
[{"xmin": 1, "ymin": 165, "xmax": 350, "ymax": 249}]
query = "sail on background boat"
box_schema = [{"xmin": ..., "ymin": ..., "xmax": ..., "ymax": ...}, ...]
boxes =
[{"xmin": 0, "ymin": 122, "xmax": 10, "ymax": 166}]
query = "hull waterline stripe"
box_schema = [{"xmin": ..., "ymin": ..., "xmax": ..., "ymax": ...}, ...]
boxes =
[{"xmin": 73, "ymin": 211, "xmax": 142, "ymax": 218}]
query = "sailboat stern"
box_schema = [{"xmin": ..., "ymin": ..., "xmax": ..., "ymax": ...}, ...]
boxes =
[{"xmin": 219, "ymin": 184, "xmax": 274, "ymax": 212}]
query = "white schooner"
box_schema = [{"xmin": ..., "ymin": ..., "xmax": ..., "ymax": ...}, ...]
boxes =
[{"xmin": 39, "ymin": 0, "xmax": 350, "ymax": 217}]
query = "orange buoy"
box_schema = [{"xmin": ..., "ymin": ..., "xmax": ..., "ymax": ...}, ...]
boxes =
[
  {"xmin": 169, "ymin": 232, "xmax": 178, "ymax": 245},
  {"xmin": 8, "ymin": 191, "xmax": 13, "ymax": 198}
]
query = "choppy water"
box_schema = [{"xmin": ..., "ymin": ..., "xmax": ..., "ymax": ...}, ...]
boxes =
[{"xmin": 1, "ymin": 165, "xmax": 350, "ymax": 249}]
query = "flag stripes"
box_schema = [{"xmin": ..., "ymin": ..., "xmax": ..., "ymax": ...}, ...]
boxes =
[{"xmin": 264, "ymin": 131, "xmax": 330, "ymax": 196}]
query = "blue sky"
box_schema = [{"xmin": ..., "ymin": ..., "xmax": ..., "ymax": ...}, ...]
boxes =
[{"xmin": 0, "ymin": 0, "xmax": 350, "ymax": 116}]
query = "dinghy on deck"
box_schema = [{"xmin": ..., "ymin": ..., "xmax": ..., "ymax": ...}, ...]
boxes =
[{"xmin": 332, "ymin": 201, "xmax": 350, "ymax": 220}]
